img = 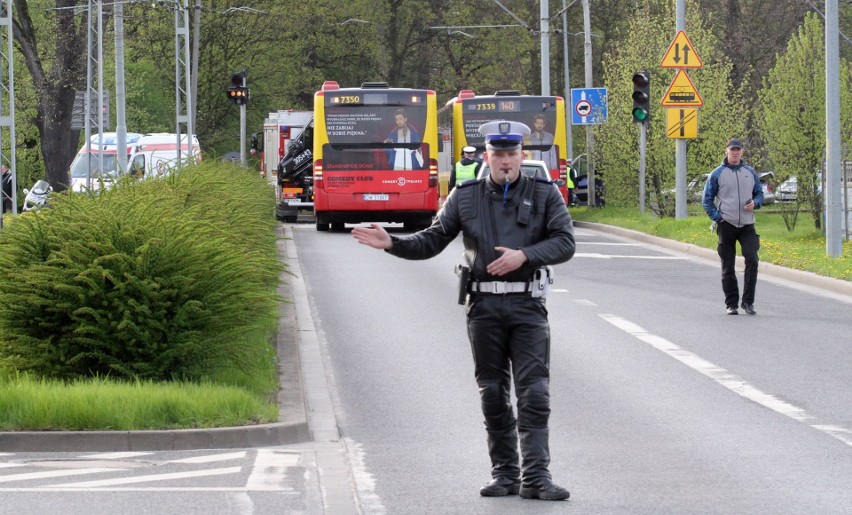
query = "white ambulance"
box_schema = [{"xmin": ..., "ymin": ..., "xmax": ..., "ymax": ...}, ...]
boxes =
[
  {"xmin": 69, "ymin": 132, "xmax": 143, "ymax": 192},
  {"xmin": 128, "ymin": 133, "xmax": 202, "ymax": 179}
]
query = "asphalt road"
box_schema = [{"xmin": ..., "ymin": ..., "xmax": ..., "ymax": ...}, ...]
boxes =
[
  {"xmin": 1, "ymin": 220, "xmax": 849, "ymax": 514},
  {"xmin": 293, "ymin": 222, "xmax": 852, "ymax": 514}
]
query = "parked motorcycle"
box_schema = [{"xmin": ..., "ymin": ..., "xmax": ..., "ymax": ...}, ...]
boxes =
[{"xmin": 22, "ymin": 180, "xmax": 52, "ymax": 211}]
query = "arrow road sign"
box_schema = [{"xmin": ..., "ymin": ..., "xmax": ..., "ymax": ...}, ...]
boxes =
[{"xmin": 660, "ymin": 30, "xmax": 703, "ymax": 69}]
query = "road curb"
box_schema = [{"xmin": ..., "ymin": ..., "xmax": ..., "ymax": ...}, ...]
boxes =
[
  {"xmin": 574, "ymin": 221, "xmax": 852, "ymax": 298},
  {"xmin": 0, "ymin": 225, "xmax": 311, "ymax": 452}
]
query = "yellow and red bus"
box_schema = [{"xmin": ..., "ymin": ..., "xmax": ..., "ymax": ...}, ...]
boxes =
[
  {"xmin": 312, "ymin": 81, "xmax": 439, "ymax": 232},
  {"xmin": 438, "ymin": 89, "xmax": 570, "ymax": 203}
]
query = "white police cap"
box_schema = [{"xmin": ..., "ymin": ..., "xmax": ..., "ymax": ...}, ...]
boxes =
[
  {"xmin": 462, "ymin": 146, "xmax": 477, "ymax": 154},
  {"xmin": 478, "ymin": 121, "xmax": 531, "ymax": 149}
]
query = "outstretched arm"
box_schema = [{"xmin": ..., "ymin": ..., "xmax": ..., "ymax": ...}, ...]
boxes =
[{"xmin": 352, "ymin": 224, "xmax": 393, "ymax": 250}]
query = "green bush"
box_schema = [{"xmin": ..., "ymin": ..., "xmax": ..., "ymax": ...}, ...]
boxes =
[{"xmin": 0, "ymin": 162, "xmax": 283, "ymax": 382}]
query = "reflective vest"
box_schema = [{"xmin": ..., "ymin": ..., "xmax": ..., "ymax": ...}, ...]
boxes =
[{"xmin": 454, "ymin": 161, "xmax": 479, "ymax": 182}]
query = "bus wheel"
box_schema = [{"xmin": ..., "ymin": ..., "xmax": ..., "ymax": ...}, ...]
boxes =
[
  {"xmin": 331, "ymin": 222, "xmax": 345, "ymax": 232},
  {"xmin": 316, "ymin": 221, "xmax": 329, "ymax": 232}
]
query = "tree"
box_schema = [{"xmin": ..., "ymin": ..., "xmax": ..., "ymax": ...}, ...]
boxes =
[
  {"xmin": 757, "ymin": 12, "xmax": 852, "ymax": 229},
  {"xmin": 594, "ymin": 1, "xmax": 746, "ymax": 215},
  {"xmin": 12, "ymin": 0, "xmax": 88, "ymax": 191}
]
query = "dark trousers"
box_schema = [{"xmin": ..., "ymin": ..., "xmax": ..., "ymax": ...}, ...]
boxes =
[
  {"xmin": 466, "ymin": 294, "xmax": 552, "ymax": 487},
  {"xmin": 716, "ymin": 221, "xmax": 760, "ymax": 308}
]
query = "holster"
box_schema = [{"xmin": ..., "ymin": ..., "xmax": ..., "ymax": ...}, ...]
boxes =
[
  {"xmin": 531, "ymin": 266, "xmax": 554, "ymax": 298},
  {"xmin": 455, "ymin": 264, "xmax": 471, "ymax": 305}
]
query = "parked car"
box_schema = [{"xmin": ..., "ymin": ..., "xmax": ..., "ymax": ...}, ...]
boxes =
[
  {"xmin": 776, "ymin": 176, "xmax": 798, "ymax": 202},
  {"xmin": 477, "ymin": 159, "xmax": 553, "ymax": 181},
  {"xmin": 477, "ymin": 159, "xmax": 566, "ymax": 205},
  {"xmin": 759, "ymin": 171, "xmax": 776, "ymax": 205}
]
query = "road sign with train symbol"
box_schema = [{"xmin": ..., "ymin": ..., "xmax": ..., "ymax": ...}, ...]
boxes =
[{"xmin": 661, "ymin": 69, "xmax": 703, "ymax": 107}]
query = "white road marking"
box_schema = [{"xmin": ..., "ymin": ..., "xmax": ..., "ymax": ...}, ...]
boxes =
[
  {"xmin": 76, "ymin": 452, "xmax": 153, "ymax": 460},
  {"xmin": 572, "ymin": 299, "xmax": 597, "ymax": 306},
  {"xmin": 0, "ymin": 468, "xmax": 121, "ymax": 483},
  {"xmin": 48, "ymin": 466, "xmax": 242, "ymax": 488},
  {"xmin": 0, "ymin": 487, "xmax": 299, "ymax": 493},
  {"xmin": 245, "ymin": 449, "xmax": 299, "ymax": 491},
  {"xmin": 575, "ymin": 253, "xmax": 685, "ymax": 260},
  {"xmin": 600, "ymin": 313, "xmax": 852, "ymax": 448},
  {"xmin": 0, "ymin": 463, "xmax": 26, "ymax": 470},
  {"xmin": 167, "ymin": 451, "xmax": 246, "ymax": 464},
  {"xmin": 577, "ymin": 242, "xmax": 644, "ymax": 246},
  {"xmin": 552, "ymin": 288, "xmax": 569, "ymax": 293}
]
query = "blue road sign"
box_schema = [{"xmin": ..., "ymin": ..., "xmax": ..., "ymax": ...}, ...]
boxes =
[{"xmin": 571, "ymin": 88, "xmax": 608, "ymax": 125}]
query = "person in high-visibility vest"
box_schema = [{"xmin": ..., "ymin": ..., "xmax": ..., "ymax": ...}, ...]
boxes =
[
  {"xmin": 565, "ymin": 159, "xmax": 576, "ymax": 206},
  {"xmin": 449, "ymin": 146, "xmax": 482, "ymax": 191}
]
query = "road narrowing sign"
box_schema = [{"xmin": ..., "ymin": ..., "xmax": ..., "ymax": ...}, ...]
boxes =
[
  {"xmin": 661, "ymin": 69, "xmax": 704, "ymax": 107},
  {"xmin": 660, "ymin": 30, "xmax": 703, "ymax": 69}
]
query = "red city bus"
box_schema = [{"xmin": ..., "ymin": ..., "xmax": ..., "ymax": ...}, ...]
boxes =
[{"xmin": 312, "ymin": 81, "xmax": 439, "ymax": 232}]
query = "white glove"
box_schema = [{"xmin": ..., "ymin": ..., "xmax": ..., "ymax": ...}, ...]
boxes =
[{"xmin": 710, "ymin": 221, "xmax": 718, "ymax": 233}]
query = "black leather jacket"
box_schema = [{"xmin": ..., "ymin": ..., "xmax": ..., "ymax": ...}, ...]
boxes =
[{"xmin": 387, "ymin": 175, "xmax": 575, "ymax": 282}]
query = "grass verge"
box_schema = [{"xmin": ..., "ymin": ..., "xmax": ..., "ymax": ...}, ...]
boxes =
[
  {"xmin": 0, "ymin": 371, "xmax": 277, "ymax": 431},
  {"xmin": 570, "ymin": 206, "xmax": 852, "ymax": 281}
]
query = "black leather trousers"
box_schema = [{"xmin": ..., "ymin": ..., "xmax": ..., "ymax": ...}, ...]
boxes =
[{"xmin": 466, "ymin": 294, "xmax": 552, "ymax": 487}]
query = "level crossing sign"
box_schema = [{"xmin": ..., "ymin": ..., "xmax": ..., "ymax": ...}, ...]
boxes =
[
  {"xmin": 570, "ymin": 88, "xmax": 608, "ymax": 125},
  {"xmin": 661, "ymin": 69, "xmax": 704, "ymax": 107},
  {"xmin": 666, "ymin": 108, "xmax": 698, "ymax": 139}
]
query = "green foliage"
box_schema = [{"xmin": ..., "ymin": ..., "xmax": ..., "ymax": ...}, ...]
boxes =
[
  {"xmin": 0, "ymin": 372, "xmax": 277, "ymax": 430},
  {"xmin": 757, "ymin": 12, "xmax": 852, "ymax": 230},
  {"xmin": 0, "ymin": 162, "xmax": 282, "ymax": 382},
  {"xmin": 570, "ymin": 206, "xmax": 852, "ymax": 279},
  {"xmin": 595, "ymin": 3, "xmax": 747, "ymax": 215}
]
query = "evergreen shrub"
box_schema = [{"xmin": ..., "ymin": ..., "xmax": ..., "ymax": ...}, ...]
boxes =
[{"xmin": 0, "ymin": 162, "xmax": 282, "ymax": 381}]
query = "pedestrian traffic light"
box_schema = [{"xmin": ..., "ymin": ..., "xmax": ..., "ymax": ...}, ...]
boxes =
[
  {"xmin": 227, "ymin": 71, "xmax": 250, "ymax": 105},
  {"xmin": 631, "ymin": 71, "xmax": 650, "ymax": 124}
]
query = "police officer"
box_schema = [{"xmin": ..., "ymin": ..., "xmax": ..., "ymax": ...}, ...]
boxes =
[
  {"xmin": 353, "ymin": 121, "xmax": 574, "ymax": 501},
  {"xmin": 448, "ymin": 145, "xmax": 482, "ymax": 191}
]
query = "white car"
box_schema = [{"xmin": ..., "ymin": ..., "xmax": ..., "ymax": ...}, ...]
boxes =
[
  {"xmin": 477, "ymin": 159, "xmax": 566, "ymax": 204},
  {"xmin": 477, "ymin": 159, "xmax": 555, "ymax": 181},
  {"xmin": 776, "ymin": 176, "xmax": 797, "ymax": 202}
]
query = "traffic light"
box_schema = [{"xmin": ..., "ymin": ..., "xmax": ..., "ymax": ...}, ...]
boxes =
[
  {"xmin": 631, "ymin": 71, "xmax": 650, "ymax": 124},
  {"xmin": 227, "ymin": 71, "xmax": 250, "ymax": 105}
]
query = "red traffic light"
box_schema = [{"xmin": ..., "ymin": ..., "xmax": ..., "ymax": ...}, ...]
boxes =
[{"xmin": 231, "ymin": 72, "xmax": 246, "ymax": 88}]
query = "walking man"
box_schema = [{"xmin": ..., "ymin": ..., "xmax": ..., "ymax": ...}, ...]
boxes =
[
  {"xmin": 702, "ymin": 138, "xmax": 764, "ymax": 315},
  {"xmin": 353, "ymin": 121, "xmax": 574, "ymax": 500}
]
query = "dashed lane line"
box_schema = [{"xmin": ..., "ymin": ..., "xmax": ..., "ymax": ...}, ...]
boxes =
[{"xmin": 600, "ymin": 313, "xmax": 852, "ymax": 448}]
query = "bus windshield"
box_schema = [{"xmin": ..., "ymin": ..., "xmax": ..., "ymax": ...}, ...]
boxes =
[{"xmin": 460, "ymin": 96, "xmax": 559, "ymax": 170}]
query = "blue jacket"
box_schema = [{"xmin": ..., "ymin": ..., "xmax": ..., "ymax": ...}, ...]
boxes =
[{"xmin": 702, "ymin": 158, "xmax": 763, "ymax": 227}]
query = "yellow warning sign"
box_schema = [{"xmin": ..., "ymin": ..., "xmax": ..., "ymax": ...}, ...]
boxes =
[
  {"xmin": 661, "ymin": 69, "xmax": 704, "ymax": 107},
  {"xmin": 666, "ymin": 108, "xmax": 698, "ymax": 139},
  {"xmin": 660, "ymin": 30, "xmax": 703, "ymax": 69}
]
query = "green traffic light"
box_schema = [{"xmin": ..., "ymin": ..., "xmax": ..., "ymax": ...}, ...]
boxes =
[{"xmin": 632, "ymin": 108, "xmax": 648, "ymax": 122}]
